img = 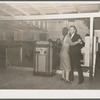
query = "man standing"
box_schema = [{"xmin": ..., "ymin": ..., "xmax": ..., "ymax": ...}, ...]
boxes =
[{"xmin": 69, "ymin": 26, "xmax": 85, "ymax": 84}]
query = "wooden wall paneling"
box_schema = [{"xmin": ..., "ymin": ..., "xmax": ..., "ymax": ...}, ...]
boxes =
[
  {"xmin": 45, "ymin": 21, "xmax": 47, "ymax": 30},
  {"xmin": 23, "ymin": 30, "xmax": 33, "ymax": 42},
  {"xmin": 0, "ymin": 30, "xmax": 5, "ymax": 41},
  {"xmin": 31, "ymin": 30, "xmax": 35, "ymax": 42},
  {"xmin": 20, "ymin": 42, "xmax": 33, "ymax": 68},
  {"xmin": 33, "ymin": 31, "xmax": 39, "ymax": 41},
  {"xmin": 7, "ymin": 47, "xmax": 21, "ymax": 67},
  {"xmin": 39, "ymin": 33, "xmax": 48, "ymax": 41},
  {"xmin": 14, "ymin": 31, "xmax": 18, "ymax": 41},
  {"xmin": 40, "ymin": 21, "xmax": 43, "ymax": 29}
]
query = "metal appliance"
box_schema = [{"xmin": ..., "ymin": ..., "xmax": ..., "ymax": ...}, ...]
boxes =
[{"xmin": 34, "ymin": 41, "xmax": 55, "ymax": 76}]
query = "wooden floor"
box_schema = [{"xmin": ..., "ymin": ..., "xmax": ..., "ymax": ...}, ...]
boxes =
[{"xmin": 0, "ymin": 67, "xmax": 100, "ymax": 89}]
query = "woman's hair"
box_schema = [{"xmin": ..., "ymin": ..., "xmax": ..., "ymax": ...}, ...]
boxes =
[
  {"xmin": 69, "ymin": 25, "xmax": 77, "ymax": 33},
  {"xmin": 62, "ymin": 27, "xmax": 68, "ymax": 37}
]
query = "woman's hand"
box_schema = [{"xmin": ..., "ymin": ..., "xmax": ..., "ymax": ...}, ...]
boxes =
[
  {"xmin": 78, "ymin": 39, "xmax": 82, "ymax": 44},
  {"xmin": 68, "ymin": 31, "xmax": 71, "ymax": 37}
]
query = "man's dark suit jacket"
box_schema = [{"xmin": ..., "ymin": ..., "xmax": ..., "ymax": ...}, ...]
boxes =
[{"xmin": 69, "ymin": 33, "xmax": 85, "ymax": 58}]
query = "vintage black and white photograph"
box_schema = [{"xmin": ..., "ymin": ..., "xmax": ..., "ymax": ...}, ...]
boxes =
[{"xmin": 0, "ymin": 1, "xmax": 100, "ymax": 91}]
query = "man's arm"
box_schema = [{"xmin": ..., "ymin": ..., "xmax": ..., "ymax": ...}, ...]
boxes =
[{"xmin": 77, "ymin": 34, "xmax": 85, "ymax": 49}]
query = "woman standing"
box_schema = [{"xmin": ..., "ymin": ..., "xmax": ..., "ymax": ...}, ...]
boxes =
[{"xmin": 60, "ymin": 27, "xmax": 81, "ymax": 84}]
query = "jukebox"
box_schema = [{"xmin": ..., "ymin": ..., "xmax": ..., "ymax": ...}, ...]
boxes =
[{"xmin": 33, "ymin": 41, "xmax": 55, "ymax": 76}]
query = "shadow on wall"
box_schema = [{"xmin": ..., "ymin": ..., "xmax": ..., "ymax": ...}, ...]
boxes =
[{"xmin": 7, "ymin": 42, "xmax": 35, "ymax": 68}]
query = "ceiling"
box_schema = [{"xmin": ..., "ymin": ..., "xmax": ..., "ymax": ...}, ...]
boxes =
[{"xmin": 0, "ymin": 2, "xmax": 100, "ymax": 17}]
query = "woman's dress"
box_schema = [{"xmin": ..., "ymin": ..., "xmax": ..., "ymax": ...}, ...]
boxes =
[{"xmin": 60, "ymin": 35, "xmax": 74, "ymax": 71}]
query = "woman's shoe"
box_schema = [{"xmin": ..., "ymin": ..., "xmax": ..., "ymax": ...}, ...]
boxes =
[
  {"xmin": 60, "ymin": 78, "xmax": 65, "ymax": 81},
  {"xmin": 65, "ymin": 80, "xmax": 71, "ymax": 84}
]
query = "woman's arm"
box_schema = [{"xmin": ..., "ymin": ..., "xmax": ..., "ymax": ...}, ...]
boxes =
[{"xmin": 67, "ymin": 37, "xmax": 78, "ymax": 46}]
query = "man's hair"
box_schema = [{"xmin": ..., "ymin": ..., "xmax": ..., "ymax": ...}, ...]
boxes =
[{"xmin": 70, "ymin": 25, "xmax": 77, "ymax": 33}]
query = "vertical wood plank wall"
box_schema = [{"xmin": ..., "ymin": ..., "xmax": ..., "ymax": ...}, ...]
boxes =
[{"xmin": 89, "ymin": 17, "xmax": 94, "ymax": 81}]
